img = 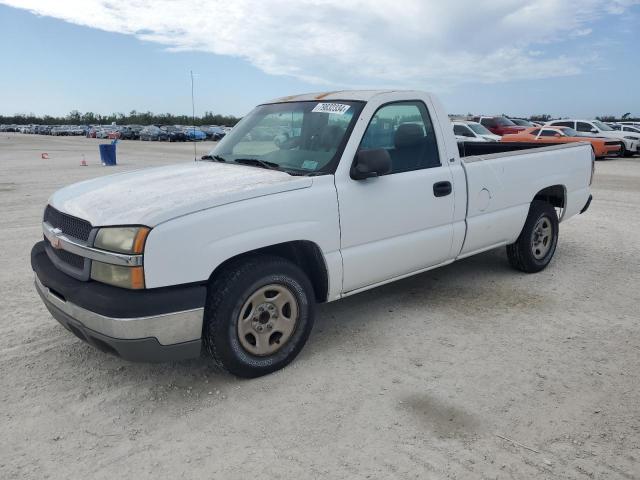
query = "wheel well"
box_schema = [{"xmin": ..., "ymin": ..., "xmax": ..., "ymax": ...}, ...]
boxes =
[
  {"xmin": 208, "ymin": 241, "xmax": 329, "ymax": 303},
  {"xmin": 533, "ymin": 185, "xmax": 566, "ymax": 210}
]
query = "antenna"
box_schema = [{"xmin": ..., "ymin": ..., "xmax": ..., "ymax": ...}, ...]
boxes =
[{"xmin": 191, "ymin": 70, "xmax": 197, "ymax": 162}]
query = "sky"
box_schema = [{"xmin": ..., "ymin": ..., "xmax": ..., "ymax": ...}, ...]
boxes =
[{"xmin": 0, "ymin": 0, "xmax": 639, "ymax": 119}]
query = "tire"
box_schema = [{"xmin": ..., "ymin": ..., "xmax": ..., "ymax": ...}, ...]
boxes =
[
  {"xmin": 203, "ymin": 255, "xmax": 315, "ymax": 378},
  {"xmin": 621, "ymin": 145, "xmax": 629, "ymax": 157},
  {"xmin": 506, "ymin": 200, "xmax": 559, "ymax": 273}
]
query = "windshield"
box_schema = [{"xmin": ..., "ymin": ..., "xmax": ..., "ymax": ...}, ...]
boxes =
[
  {"xmin": 209, "ymin": 101, "xmax": 364, "ymax": 175},
  {"xmin": 496, "ymin": 117, "xmax": 516, "ymax": 126},
  {"xmin": 592, "ymin": 120, "xmax": 613, "ymax": 131},
  {"xmin": 468, "ymin": 123, "xmax": 493, "ymax": 135},
  {"xmin": 561, "ymin": 127, "xmax": 580, "ymax": 136}
]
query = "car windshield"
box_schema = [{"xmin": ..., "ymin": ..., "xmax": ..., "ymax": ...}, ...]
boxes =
[
  {"xmin": 561, "ymin": 127, "xmax": 580, "ymax": 136},
  {"xmin": 592, "ymin": 120, "xmax": 613, "ymax": 131},
  {"xmin": 208, "ymin": 101, "xmax": 364, "ymax": 175},
  {"xmin": 468, "ymin": 123, "xmax": 493, "ymax": 135},
  {"xmin": 495, "ymin": 117, "xmax": 516, "ymax": 126}
]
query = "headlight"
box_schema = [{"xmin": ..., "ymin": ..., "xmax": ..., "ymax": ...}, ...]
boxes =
[
  {"xmin": 94, "ymin": 226, "xmax": 150, "ymax": 254},
  {"xmin": 623, "ymin": 136, "xmax": 639, "ymax": 141},
  {"xmin": 91, "ymin": 262, "xmax": 145, "ymax": 289}
]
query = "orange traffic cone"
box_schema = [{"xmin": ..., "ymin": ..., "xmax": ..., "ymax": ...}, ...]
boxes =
[{"xmin": 41, "ymin": 153, "xmax": 49, "ymax": 159}]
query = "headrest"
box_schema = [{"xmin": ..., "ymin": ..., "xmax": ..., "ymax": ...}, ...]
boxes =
[
  {"xmin": 320, "ymin": 124, "xmax": 345, "ymax": 150},
  {"xmin": 394, "ymin": 123, "xmax": 424, "ymax": 148}
]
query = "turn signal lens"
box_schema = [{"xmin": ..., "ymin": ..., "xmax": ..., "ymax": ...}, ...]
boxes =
[{"xmin": 91, "ymin": 262, "xmax": 145, "ymax": 289}]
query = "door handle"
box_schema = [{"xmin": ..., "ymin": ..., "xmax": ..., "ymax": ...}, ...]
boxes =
[{"xmin": 433, "ymin": 181, "xmax": 452, "ymax": 197}]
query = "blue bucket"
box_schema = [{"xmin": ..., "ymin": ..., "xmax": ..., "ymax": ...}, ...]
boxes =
[{"xmin": 99, "ymin": 143, "xmax": 117, "ymax": 166}]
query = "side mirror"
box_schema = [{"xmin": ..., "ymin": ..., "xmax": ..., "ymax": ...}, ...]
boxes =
[
  {"xmin": 590, "ymin": 128, "xmax": 598, "ymax": 134},
  {"xmin": 554, "ymin": 133, "xmax": 561, "ymax": 137},
  {"xmin": 201, "ymin": 154, "xmax": 213, "ymax": 160},
  {"xmin": 351, "ymin": 148, "xmax": 392, "ymax": 180}
]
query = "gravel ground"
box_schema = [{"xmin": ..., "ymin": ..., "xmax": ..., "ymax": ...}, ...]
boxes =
[{"xmin": 1, "ymin": 133, "xmax": 639, "ymax": 479}]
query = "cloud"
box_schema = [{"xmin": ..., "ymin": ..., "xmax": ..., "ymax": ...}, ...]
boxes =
[{"xmin": 2, "ymin": 0, "xmax": 638, "ymax": 88}]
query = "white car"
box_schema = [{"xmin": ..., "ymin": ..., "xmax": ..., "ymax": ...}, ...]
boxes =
[
  {"xmin": 452, "ymin": 121, "xmax": 501, "ymax": 142},
  {"xmin": 610, "ymin": 124, "xmax": 640, "ymax": 135},
  {"xmin": 32, "ymin": 90, "xmax": 594, "ymax": 377},
  {"xmin": 546, "ymin": 119, "xmax": 639, "ymax": 156}
]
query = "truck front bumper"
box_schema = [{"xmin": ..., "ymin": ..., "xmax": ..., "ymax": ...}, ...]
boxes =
[{"xmin": 31, "ymin": 241, "xmax": 206, "ymax": 362}]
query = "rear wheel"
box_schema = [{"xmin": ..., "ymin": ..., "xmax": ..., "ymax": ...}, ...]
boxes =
[
  {"xmin": 506, "ymin": 200, "xmax": 559, "ymax": 273},
  {"xmin": 203, "ymin": 255, "xmax": 315, "ymax": 378}
]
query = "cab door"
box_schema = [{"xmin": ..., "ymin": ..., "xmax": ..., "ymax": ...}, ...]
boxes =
[{"xmin": 335, "ymin": 100, "xmax": 455, "ymax": 293}]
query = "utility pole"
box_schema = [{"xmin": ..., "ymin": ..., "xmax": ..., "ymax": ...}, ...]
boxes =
[{"xmin": 191, "ymin": 70, "xmax": 197, "ymax": 161}]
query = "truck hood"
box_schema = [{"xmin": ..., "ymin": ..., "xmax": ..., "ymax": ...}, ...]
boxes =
[{"xmin": 49, "ymin": 162, "xmax": 313, "ymax": 227}]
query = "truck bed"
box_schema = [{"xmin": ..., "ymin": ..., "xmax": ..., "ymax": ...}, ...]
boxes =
[
  {"xmin": 456, "ymin": 142, "xmax": 592, "ymax": 258},
  {"xmin": 458, "ymin": 141, "xmax": 562, "ymax": 158}
]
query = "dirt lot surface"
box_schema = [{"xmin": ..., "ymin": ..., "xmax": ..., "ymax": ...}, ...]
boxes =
[{"xmin": 1, "ymin": 134, "xmax": 639, "ymax": 479}]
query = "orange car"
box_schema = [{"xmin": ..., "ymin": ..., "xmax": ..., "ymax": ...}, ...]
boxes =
[{"xmin": 502, "ymin": 126, "xmax": 621, "ymax": 159}]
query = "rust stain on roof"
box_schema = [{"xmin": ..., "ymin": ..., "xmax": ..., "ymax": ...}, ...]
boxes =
[
  {"xmin": 278, "ymin": 94, "xmax": 302, "ymax": 102},
  {"xmin": 314, "ymin": 91, "xmax": 342, "ymax": 100}
]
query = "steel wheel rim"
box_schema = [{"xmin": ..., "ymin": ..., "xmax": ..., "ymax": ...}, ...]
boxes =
[
  {"xmin": 237, "ymin": 284, "xmax": 299, "ymax": 356},
  {"xmin": 531, "ymin": 216, "xmax": 553, "ymax": 260}
]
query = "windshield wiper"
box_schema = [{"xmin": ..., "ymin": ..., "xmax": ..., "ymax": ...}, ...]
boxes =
[
  {"xmin": 234, "ymin": 158, "xmax": 281, "ymax": 171},
  {"xmin": 200, "ymin": 154, "xmax": 227, "ymax": 162}
]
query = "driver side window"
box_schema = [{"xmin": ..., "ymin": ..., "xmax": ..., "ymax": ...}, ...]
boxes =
[
  {"xmin": 359, "ymin": 101, "xmax": 440, "ymax": 174},
  {"xmin": 539, "ymin": 129, "xmax": 559, "ymax": 137},
  {"xmin": 577, "ymin": 122, "xmax": 594, "ymax": 133}
]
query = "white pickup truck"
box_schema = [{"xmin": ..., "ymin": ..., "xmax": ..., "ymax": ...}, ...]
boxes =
[{"xmin": 32, "ymin": 90, "xmax": 594, "ymax": 377}]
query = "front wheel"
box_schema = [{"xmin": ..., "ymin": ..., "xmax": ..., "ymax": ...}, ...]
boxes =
[
  {"xmin": 621, "ymin": 145, "xmax": 629, "ymax": 157},
  {"xmin": 506, "ymin": 200, "xmax": 559, "ymax": 273},
  {"xmin": 203, "ymin": 255, "xmax": 315, "ymax": 378}
]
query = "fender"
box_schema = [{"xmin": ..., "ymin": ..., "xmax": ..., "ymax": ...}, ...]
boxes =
[{"xmin": 143, "ymin": 175, "xmax": 342, "ymax": 298}]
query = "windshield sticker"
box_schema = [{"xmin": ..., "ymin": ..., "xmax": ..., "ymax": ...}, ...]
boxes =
[
  {"xmin": 301, "ymin": 160, "xmax": 319, "ymax": 170},
  {"xmin": 312, "ymin": 103, "xmax": 350, "ymax": 115}
]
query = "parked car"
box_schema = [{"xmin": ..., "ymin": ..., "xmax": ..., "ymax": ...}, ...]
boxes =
[
  {"xmin": 202, "ymin": 126, "xmax": 227, "ymax": 141},
  {"xmin": 51, "ymin": 126, "xmax": 66, "ymax": 136},
  {"xmin": 116, "ymin": 126, "xmax": 136, "ymax": 140},
  {"xmin": 32, "ymin": 90, "xmax": 594, "ymax": 378},
  {"xmin": 502, "ymin": 126, "xmax": 622, "ymax": 159},
  {"xmin": 609, "ymin": 124, "xmax": 640, "ymax": 135},
  {"xmin": 128, "ymin": 125, "xmax": 143, "ymax": 140},
  {"xmin": 107, "ymin": 128, "xmax": 121, "ymax": 140},
  {"xmin": 473, "ymin": 116, "xmax": 526, "ymax": 136},
  {"xmin": 452, "ymin": 121, "xmax": 501, "ymax": 142},
  {"xmin": 139, "ymin": 125, "xmax": 169, "ymax": 141},
  {"xmin": 183, "ymin": 127, "xmax": 207, "ymax": 141},
  {"xmin": 95, "ymin": 128, "xmax": 110, "ymax": 139},
  {"xmin": 161, "ymin": 126, "xmax": 187, "ymax": 142},
  {"xmin": 546, "ymin": 119, "xmax": 640, "ymax": 156},
  {"xmin": 509, "ymin": 118, "xmax": 536, "ymax": 127}
]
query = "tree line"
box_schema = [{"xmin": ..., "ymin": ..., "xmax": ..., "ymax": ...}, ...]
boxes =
[{"xmin": 0, "ymin": 110, "xmax": 241, "ymax": 126}]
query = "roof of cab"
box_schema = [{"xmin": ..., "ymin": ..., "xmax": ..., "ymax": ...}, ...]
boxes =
[{"xmin": 264, "ymin": 90, "xmax": 401, "ymax": 104}]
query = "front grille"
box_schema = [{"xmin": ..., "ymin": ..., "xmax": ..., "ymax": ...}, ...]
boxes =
[
  {"xmin": 46, "ymin": 238, "xmax": 85, "ymax": 269},
  {"xmin": 44, "ymin": 205, "xmax": 92, "ymax": 241}
]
